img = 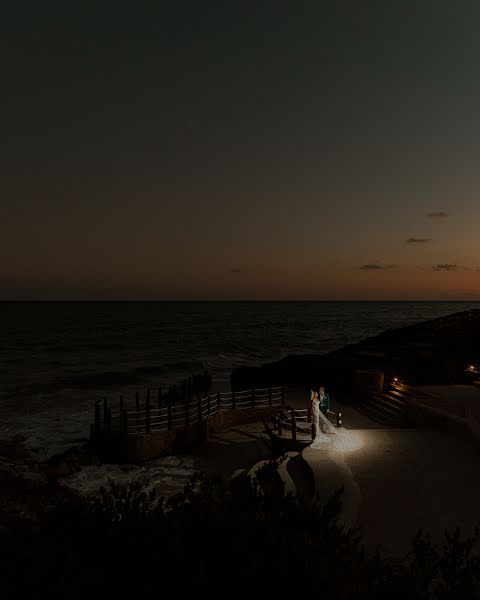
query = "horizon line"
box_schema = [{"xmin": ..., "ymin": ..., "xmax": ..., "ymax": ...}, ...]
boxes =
[{"xmin": 2, "ymin": 299, "xmax": 480, "ymax": 303}]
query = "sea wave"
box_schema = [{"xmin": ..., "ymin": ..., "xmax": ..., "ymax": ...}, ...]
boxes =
[
  {"xmin": 2, "ymin": 300, "xmax": 480, "ymax": 457},
  {"xmin": 60, "ymin": 370, "xmax": 143, "ymax": 389},
  {"xmin": 199, "ymin": 352, "xmax": 267, "ymax": 371},
  {"xmin": 163, "ymin": 359, "xmax": 205, "ymax": 371}
]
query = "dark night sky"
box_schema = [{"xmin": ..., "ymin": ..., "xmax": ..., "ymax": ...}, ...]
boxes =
[{"xmin": 2, "ymin": 1, "xmax": 480, "ymax": 300}]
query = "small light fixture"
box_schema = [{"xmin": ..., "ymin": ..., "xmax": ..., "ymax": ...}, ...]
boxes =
[{"xmin": 468, "ymin": 365, "xmax": 475, "ymax": 372}]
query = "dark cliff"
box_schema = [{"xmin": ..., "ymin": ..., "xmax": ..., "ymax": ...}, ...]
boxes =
[{"xmin": 230, "ymin": 309, "xmax": 480, "ymax": 392}]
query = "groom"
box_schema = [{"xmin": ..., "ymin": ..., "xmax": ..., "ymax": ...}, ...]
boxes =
[{"xmin": 318, "ymin": 386, "xmax": 330, "ymax": 415}]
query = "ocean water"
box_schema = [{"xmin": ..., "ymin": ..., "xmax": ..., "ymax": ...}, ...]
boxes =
[{"xmin": 1, "ymin": 300, "xmax": 479, "ymax": 457}]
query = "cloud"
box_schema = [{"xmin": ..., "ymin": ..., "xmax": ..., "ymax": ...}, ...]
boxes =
[
  {"xmin": 228, "ymin": 267, "xmax": 244, "ymax": 273},
  {"xmin": 405, "ymin": 237, "xmax": 431, "ymax": 244},
  {"xmin": 359, "ymin": 263, "xmax": 398, "ymax": 270},
  {"xmin": 426, "ymin": 211, "xmax": 449, "ymax": 218},
  {"xmin": 432, "ymin": 263, "xmax": 458, "ymax": 271}
]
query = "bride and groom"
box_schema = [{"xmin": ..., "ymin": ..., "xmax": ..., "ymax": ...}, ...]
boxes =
[{"xmin": 310, "ymin": 386, "xmax": 335, "ymax": 448}]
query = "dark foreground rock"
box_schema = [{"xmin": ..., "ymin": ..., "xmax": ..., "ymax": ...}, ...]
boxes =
[
  {"xmin": 0, "ymin": 436, "xmax": 102, "ymax": 526},
  {"xmin": 230, "ymin": 309, "xmax": 480, "ymax": 393}
]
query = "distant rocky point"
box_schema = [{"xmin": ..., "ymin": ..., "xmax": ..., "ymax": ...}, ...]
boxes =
[{"xmin": 230, "ymin": 309, "xmax": 480, "ymax": 394}]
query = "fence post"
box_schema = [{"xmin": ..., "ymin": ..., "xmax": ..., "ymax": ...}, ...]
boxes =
[
  {"xmin": 207, "ymin": 395, "xmax": 211, "ymax": 417},
  {"xmin": 122, "ymin": 410, "xmax": 128, "ymax": 434},
  {"xmin": 106, "ymin": 407, "xmax": 112, "ymax": 433},
  {"xmin": 307, "ymin": 405, "xmax": 312, "ymax": 423},
  {"xmin": 168, "ymin": 402, "xmax": 172, "ymax": 430},
  {"xmin": 103, "ymin": 398, "xmax": 108, "ymax": 430},
  {"xmin": 278, "ymin": 414, "xmax": 283, "ymax": 436},
  {"xmin": 217, "ymin": 391, "xmax": 221, "ymax": 413},
  {"xmin": 145, "ymin": 389, "xmax": 151, "ymax": 433},
  {"xmin": 180, "ymin": 381, "xmax": 186, "ymax": 402},
  {"xmin": 268, "ymin": 386, "xmax": 272, "ymax": 407},
  {"xmin": 135, "ymin": 391, "xmax": 140, "ymax": 412},
  {"xmin": 232, "ymin": 390, "xmax": 236, "ymax": 411},
  {"xmin": 186, "ymin": 399, "xmax": 190, "ymax": 426},
  {"xmin": 94, "ymin": 400, "xmax": 101, "ymax": 433},
  {"xmin": 291, "ymin": 408, "xmax": 297, "ymax": 442},
  {"xmin": 198, "ymin": 396, "xmax": 202, "ymax": 424},
  {"xmin": 251, "ymin": 388, "xmax": 255, "ymax": 408},
  {"xmin": 281, "ymin": 384, "xmax": 286, "ymax": 405}
]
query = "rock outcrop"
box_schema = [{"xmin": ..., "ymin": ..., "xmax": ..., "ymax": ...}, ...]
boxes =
[
  {"xmin": 230, "ymin": 309, "xmax": 480, "ymax": 393},
  {"xmin": 0, "ymin": 436, "xmax": 98, "ymax": 526}
]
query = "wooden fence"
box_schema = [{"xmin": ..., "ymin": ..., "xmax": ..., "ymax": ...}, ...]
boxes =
[
  {"xmin": 93, "ymin": 385, "xmax": 286, "ymax": 436},
  {"xmin": 274, "ymin": 407, "xmax": 342, "ymax": 442}
]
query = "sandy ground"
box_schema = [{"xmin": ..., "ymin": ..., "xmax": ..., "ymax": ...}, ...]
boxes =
[
  {"xmin": 416, "ymin": 384, "xmax": 480, "ymax": 422},
  {"xmin": 281, "ymin": 387, "xmax": 480, "ymax": 557},
  {"xmin": 343, "ymin": 427, "xmax": 480, "ymax": 557},
  {"xmin": 193, "ymin": 421, "xmax": 272, "ymax": 478}
]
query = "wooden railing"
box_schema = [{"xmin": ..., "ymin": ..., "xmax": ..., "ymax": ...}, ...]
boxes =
[
  {"xmin": 274, "ymin": 407, "xmax": 342, "ymax": 442},
  {"xmin": 93, "ymin": 385, "xmax": 286, "ymax": 436}
]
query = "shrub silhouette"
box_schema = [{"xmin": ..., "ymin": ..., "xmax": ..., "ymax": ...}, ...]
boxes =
[{"xmin": 0, "ymin": 462, "xmax": 479, "ymax": 598}]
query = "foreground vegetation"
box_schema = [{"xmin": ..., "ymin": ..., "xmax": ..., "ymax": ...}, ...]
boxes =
[{"xmin": 1, "ymin": 458, "xmax": 479, "ymax": 598}]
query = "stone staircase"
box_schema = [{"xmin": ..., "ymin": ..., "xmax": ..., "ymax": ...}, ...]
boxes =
[{"xmin": 355, "ymin": 386, "xmax": 410, "ymax": 426}]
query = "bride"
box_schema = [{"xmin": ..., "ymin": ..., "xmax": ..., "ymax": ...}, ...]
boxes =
[{"xmin": 309, "ymin": 390, "xmax": 335, "ymax": 448}]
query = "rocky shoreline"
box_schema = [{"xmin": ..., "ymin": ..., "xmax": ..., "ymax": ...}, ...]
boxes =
[
  {"xmin": 230, "ymin": 309, "xmax": 480, "ymax": 393},
  {"xmin": 3, "ymin": 308, "xmax": 480, "ymax": 525},
  {"xmin": 0, "ymin": 435, "xmax": 85, "ymax": 527},
  {"xmin": 0, "ymin": 434, "xmax": 202, "ymax": 527}
]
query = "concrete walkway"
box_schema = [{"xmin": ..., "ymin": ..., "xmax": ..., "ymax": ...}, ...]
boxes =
[
  {"xmin": 414, "ymin": 384, "xmax": 480, "ymax": 438},
  {"xmin": 193, "ymin": 421, "xmax": 273, "ymax": 478},
  {"xmin": 194, "ymin": 386, "xmax": 480, "ymax": 559},
  {"xmin": 343, "ymin": 426, "xmax": 480, "ymax": 557},
  {"xmin": 302, "ymin": 445, "xmax": 361, "ymax": 530},
  {"xmin": 268, "ymin": 386, "xmax": 480, "ymax": 557}
]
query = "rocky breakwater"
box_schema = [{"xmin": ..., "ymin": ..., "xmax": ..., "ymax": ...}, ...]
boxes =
[
  {"xmin": 230, "ymin": 309, "xmax": 480, "ymax": 395},
  {"xmin": 0, "ymin": 435, "xmax": 100, "ymax": 526}
]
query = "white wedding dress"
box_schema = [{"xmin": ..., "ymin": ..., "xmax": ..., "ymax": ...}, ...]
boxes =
[
  {"xmin": 318, "ymin": 397, "xmax": 336, "ymax": 434},
  {"xmin": 307, "ymin": 391, "xmax": 362, "ymax": 453},
  {"xmin": 309, "ymin": 396, "xmax": 334, "ymax": 448}
]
